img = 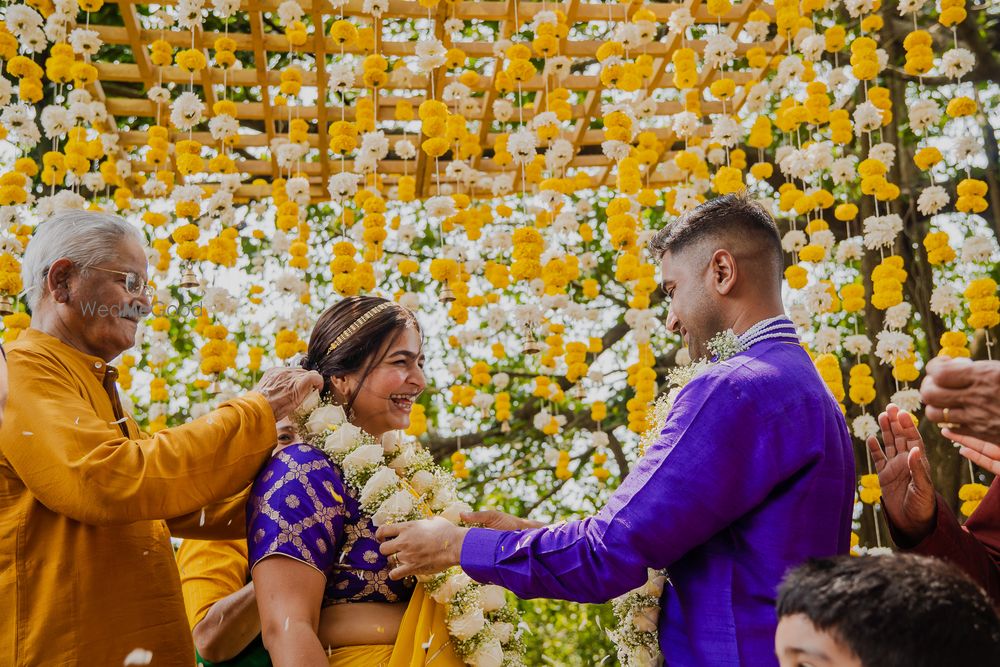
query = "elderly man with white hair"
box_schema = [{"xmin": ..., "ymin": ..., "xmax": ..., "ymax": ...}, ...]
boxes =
[{"xmin": 0, "ymin": 211, "xmax": 322, "ymax": 666}]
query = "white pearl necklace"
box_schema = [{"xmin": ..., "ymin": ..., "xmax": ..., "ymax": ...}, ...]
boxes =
[{"xmin": 738, "ymin": 315, "xmax": 799, "ymax": 350}]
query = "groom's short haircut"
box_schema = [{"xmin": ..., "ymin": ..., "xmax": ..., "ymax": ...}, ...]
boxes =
[
  {"xmin": 647, "ymin": 192, "xmax": 782, "ymax": 282},
  {"xmin": 777, "ymin": 553, "xmax": 1000, "ymax": 667}
]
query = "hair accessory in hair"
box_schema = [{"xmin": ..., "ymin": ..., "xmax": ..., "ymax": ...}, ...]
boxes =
[{"xmin": 327, "ymin": 301, "xmax": 395, "ymax": 354}]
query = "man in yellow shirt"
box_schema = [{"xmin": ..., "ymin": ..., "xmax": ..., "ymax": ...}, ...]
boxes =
[
  {"xmin": 0, "ymin": 211, "xmax": 322, "ymax": 666},
  {"xmin": 176, "ymin": 419, "xmax": 299, "ymax": 666}
]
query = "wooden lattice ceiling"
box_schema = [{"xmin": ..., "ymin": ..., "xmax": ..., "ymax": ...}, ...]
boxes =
[{"xmin": 86, "ymin": 0, "xmax": 784, "ymax": 202}]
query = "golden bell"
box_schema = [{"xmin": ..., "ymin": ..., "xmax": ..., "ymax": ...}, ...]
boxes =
[
  {"xmin": 206, "ymin": 379, "xmax": 221, "ymax": 395},
  {"xmin": 179, "ymin": 267, "xmax": 200, "ymax": 289},
  {"xmin": 573, "ymin": 383, "xmax": 587, "ymax": 400},
  {"xmin": 439, "ymin": 285, "xmax": 456, "ymax": 304},
  {"xmin": 0, "ymin": 294, "xmax": 13, "ymax": 316},
  {"xmin": 501, "ymin": 420, "xmax": 511, "ymax": 434},
  {"xmin": 522, "ymin": 331, "xmax": 541, "ymax": 355}
]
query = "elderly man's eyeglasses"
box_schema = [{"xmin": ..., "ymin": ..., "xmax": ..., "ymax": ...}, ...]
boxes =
[{"xmin": 91, "ymin": 267, "xmax": 154, "ymax": 299}]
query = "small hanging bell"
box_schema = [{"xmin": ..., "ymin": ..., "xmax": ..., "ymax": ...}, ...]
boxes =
[
  {"xmin": 573, "ymin": 383, "xmax": 587, "ymax": 400},
  {"xmin": 522, "ymin": 330, "xmax": 541, "ymax": 355},
  {"xmin": 439, "ymin": 285, "xmax": 456, "ymax": 304},
  {"xmin": 0, "ymin": 294, "xmax": 13, "ymax": 316},
  {"xmin": 501, "ymin": 420, "xmax": 511, "ymax": 434},
  {"xmin": 206, "ymin": 378, "xmax": 221, "ymax": 395},
  {"xmin": 179, "ymin": 266, "xmax": 200, "ymax": 289}
]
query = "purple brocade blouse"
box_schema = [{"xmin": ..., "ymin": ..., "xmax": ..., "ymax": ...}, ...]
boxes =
[{"xmin": 246, "ymin": 444, "xmax": 415, "ymax": 606}]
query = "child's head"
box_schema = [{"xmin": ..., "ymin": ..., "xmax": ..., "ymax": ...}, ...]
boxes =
[
  {"xmin": 275, "ymin": 417, "xmax": 298, "ymax": 451},
  {"xmin": 776, "ymin": 554, "xmax": 1000, "ymax": 667}
]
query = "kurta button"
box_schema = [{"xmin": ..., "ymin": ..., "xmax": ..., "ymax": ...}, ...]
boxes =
[{"xmin": 94, "ymin": 362, "xmax": 102, "ymax": 368}]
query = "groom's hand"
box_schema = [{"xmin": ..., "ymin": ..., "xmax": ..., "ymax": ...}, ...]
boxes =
[{"xmin": 376, "ymin": 517, "xmax": 469, "ymax": 580}]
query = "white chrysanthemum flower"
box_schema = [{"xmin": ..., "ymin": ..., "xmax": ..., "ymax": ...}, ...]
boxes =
[
  {"xmin": 508, "ymin": 127, "xmax": 538, "ymax": 165},
  {"xmin": 776, "ymin": 55, "xmax": 805, "ymax": 85},
  {"xmin": 170, "ymin": 91, "xmax": 205, "ymax": 131},
  {"xmin": 863, "ymin": 214, "xmax": 903, "ymax": 250},
  {"xmin": 869, "ymin": 142, "xmax": 896, "ymax": 170},
  {"xmin": 176, "ymin": 0, "xmax": 207, "ymax": 30},
  {"xmin": 675, "ymin": 187, "xmax": 700, "ymax": 214},
  {"xmin": 845, "ymin": 334, "xmax": 873, "ymax": 356},
  {"xmin": 779, "ymin": 149, "xmax": 813, "ymax": 180},
  {"xmin": 804, "ymin": 283, "xmax": 834, "ymax": 313},
  {"xmin": 885, "ymin": 302, "xmax": 912, "ymax": 330},
  {"xmin": 359, "ymin": 130, "xmax": 389, "ymax": 161},
  {"xmin": 143, "ymin": 177, "xmax": 168, "ymax": 197},
  {"xmin": 875, "ymin": 330, "xmax": 913, "ymax": 365},
  {"xmin": 275, "ymin": 141, "xmax": 307, "ymax": 170},
  {"xmin": 853, "ymin": 102, "xmax": 883, "ymax": 134},
  {"xmin": 442, "ymin": 16, "xmax": 463, "ymax": 34},
  {"xmin": 544, "ymin": 138, "xmax": 574, "ymax": 172},
  {"xmin": 414, "ymin": 39, "xmax": 446, "ymax": 71},
  {"xmin": 836, "ymin": 237, "xmax": 865, "ymax": 263},
  {"xmin": 219, "ymin": 173, "xmax": 243, "ymax": 193},
  {"xmin": 814, "ymin": 326, "xmax": 840, "ymax": 354},
  {"xmin": 961, "ymin": 234, "xmax": 995, "ymax": 263},
  {"xmin": 908, "ymin": 99, "xmax": 941, "ymax": 132},
  {"xmin": 285, "ymin": 176, "xmax": 310, "ymax": 206},
  {"xmin": 844, "ymin": 0, "xmax": 877, "ymax": 17},
  {"xmin": 601, "ymin": 140, "xmax": 630, "ymax": 162},
  {"xmin": 6, "ymin": 5, "xmax": 44, "ymax": 38},
  {"xmin": 953, "ymin": 136, "xmax": 983, "ymax": 163},
  {"xmin": 492, "ymin": 98, "xmax": 515, "ymax": 124},
  {"xmin": 208, "ymin": 113, "xmax": 238, "ymax": 142},
  {"xmin": 710, "ymin": 116, "xmax": 740, "ymax": 148},
  {"xmin": 781, "ymin": 230, "xmax": 807, "ymax": 253},
  {"xmin": 327, "ymin": 171, "xmax": 360, "ymax": 202},
  {"xmin": 276, "ymin": 0, "xmax": 304, "ymax": 25},
  {"xmin": 896, "ymin": 0, "xmax": 928, "ymax": 13},
  {"xmin": 788, "ymin": 302, "xmax": 811, "ymax": 330},
  {"xmin": 941, "ymin": 47, "xmax": 975, "ymax": 79},
  {"xmin": 328, "ymin": 61, "xmax": 355, "ymax": 92},
  {"xmin": 853, "ymin": 414, "xmax": 879, "ymax": 440},
  {"xmin": 827, "ymin": 67, "xmax": 849, "ymax": 89},
  {"xmin": 630, "ymin": 95, "xmax": 657, "ymax": 120},
  {"xmin": 425, "ymin": 195, "xmax": 455, "ymax": 219},
  {"xmin": 40, "ymin": 105, "xmax": 70, "ymax": 139},
  {"xmin": 491, "ymin": 38, "xmax": 512, "ymax": 59},
  {"xmin": 800, "ymin": 34, "xmax": 825, "ymax": 62},
  {"xmin": 614, "ymin": 23, "xmax": 644, "ymax": 51},
  {"xmin": 667, "ymin": 8, "xmax": 694, "ymax": 35},
  {"xmin": 830, "ymin": 156, "xmax": 858, "ymax": 186},
  {"xmin": 703, "ymin": 34, "xmax": 737, "ymax": 69},
  {"xmin": 670, "ymin": 111, "xmax": 699, "ymax": 139},
  {"xmin": 917, "ymin": 185, "xmax": 949, "ymax": 216},
  {"xmin": 743, "ymin": 82, "xmax": 770, "ymax": 113},
  {"xmin": 390, "ymin": 138, "xmax": 415, "ymax": 160},
  {"xmin": 441, "ymin": 80, "xmax": 470, "ymax": 103},
  {"xmin": 543, "ymin": 55, "xmax": 571, "ymax": 79},
  {"xmin": 80, "ymin": 172, "xmax": 103, "ymax": 192},
  {"xmin": 69, "ymin": 27, "xmax": 101, "ymax": 56},
  {"xmin": 67, "ymin": 101, "xmax": 94, "ymax": 125},
  {"xmin": 930, "ymin": 284, "xmax": 962, "ymax": 317},
  {"xmin": 44, "ymin": 13, "xmax": 73, "ymax": 44},
  {"xmin": 146, "ymin": 85, "xmax": 171, "ymax": 104},
  {"xmin": 891, "ymin": 388, "xmax": 922, "ymax": 413},
  {"xmin": 212, "ymin": 0, "xmax": 240, "ymax": 16},
  {"xmin": 743, "ymin": 20, "xmax": 769, "ymax": 42},
  {"xmin": 491, "ymin": 172, "xmax": 514, "ymax": 196},
  {"xmin": 811, "ymin": 229, "xmax": 836, "ymax": 251}
]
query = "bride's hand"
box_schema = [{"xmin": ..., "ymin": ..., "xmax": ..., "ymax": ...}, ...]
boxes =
[{"xmin": 460, "ymin": 509, "xmax": 545, "ymax": 531}]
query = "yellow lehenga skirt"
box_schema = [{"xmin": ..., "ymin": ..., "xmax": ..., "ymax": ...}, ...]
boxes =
[{"xmin": 327, "ymin": 584, "xmax": 464, "ymax": 667}]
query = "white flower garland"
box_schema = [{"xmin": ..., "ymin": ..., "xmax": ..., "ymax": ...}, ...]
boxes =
[
  {"xmin": 293, "ymin": 392, "xmax": 526, "ymax": 667},
  {"xmin": 609, "ymin": 331, "xmax": 741, "ymax": 667}
]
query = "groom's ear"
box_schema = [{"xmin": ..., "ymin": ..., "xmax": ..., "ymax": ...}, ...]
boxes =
[{"xmin": 710, "ymin": 249, "xmax": 737, "ymax": 296}]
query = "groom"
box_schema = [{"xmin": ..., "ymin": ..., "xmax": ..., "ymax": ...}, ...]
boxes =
[{"xmin": 378, "ymin": 193, "xmax": 855, "ymax": 665}]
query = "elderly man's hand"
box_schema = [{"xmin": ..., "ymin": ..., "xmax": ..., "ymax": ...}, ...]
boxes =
[
  {"xmin": 921, "ymin": 357, "xmax": 1000, "ymax": 442},
  {"xmin": 253, "ymin": 368, "xmax": 324, "ymax": 421},
  {"xmin": 376, "ymin": 517, "xmax": 469, "ymax": 580}
]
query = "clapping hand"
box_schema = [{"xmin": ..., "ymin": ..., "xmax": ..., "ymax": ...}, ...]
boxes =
[{"xmin": 865, "ymin": 404, "xmax": 936, "ymax": 545}]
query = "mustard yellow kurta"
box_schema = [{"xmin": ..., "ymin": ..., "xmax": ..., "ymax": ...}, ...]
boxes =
[
  {"xmin": 176, "ymin": 538, "xmax": 250, "ymax": 630},
  {"xmin": 0, "ymin": 329, "xmax": 278, "ymax": 666}
]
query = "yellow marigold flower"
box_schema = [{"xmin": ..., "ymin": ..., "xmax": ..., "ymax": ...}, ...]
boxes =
[
  {"xmin": 785, "ymin": 264, "xmax": 808, "ymax": 289},
  {"xmin": 946, "ymin": 96, "xmax": 977, "ymax": 118}
]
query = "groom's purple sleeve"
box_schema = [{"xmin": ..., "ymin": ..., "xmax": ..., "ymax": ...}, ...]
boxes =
[{"xmin": 460, "ymin": 368, "xmax": 822, "ymax": 602}]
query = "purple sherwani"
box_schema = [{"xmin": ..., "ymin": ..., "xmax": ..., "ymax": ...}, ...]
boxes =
[{"xmin": 461, "ymin": 336, "xmax": 855, "ymax": 666}]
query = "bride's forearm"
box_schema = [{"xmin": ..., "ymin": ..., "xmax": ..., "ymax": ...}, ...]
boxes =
[{"xmin": 263, "ymin": 621, "xmax": 329, "ymax": 667}]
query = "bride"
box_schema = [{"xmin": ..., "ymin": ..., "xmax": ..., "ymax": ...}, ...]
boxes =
[{"xmin": 247, "ymin": 296, "xmax": 467, "ymax": 666}]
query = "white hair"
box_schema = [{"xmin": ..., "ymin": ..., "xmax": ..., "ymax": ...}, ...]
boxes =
[{"xmin": 21, "ymin": 210, "xmax": 145, "ymax": 311}]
